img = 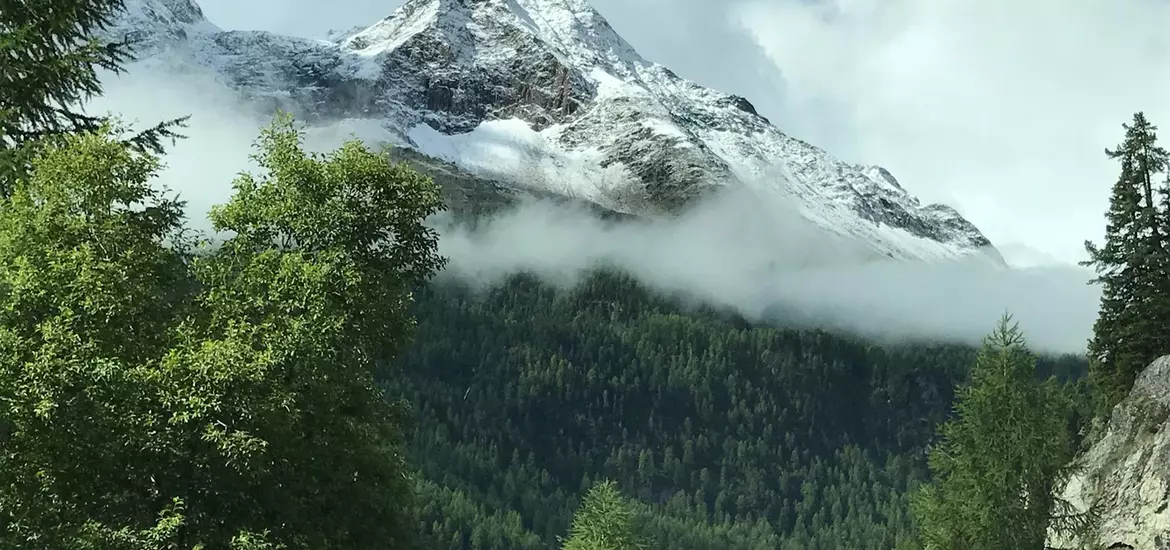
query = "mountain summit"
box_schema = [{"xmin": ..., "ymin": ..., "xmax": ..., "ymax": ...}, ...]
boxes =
[{"xmin": 112, "ymin": 0, "xmax": 1002, "ymax": 263}]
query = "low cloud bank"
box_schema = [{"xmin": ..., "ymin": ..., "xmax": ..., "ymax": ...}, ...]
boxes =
[
  {"xmin": 88, "ymin": 64, "xmax": 1100, "ymax": 354},
  {"xmin": 435, "ymin": 192, "xmax": 1099, "ymax": 354}
]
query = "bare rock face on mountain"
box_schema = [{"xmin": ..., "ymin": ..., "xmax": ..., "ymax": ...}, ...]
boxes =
[
  {"xmin": 111, "ymin": 0, "xmax": 1003, "ymax": 263},
  {"xmin": 1048, "ymin": 355, "xmax": 1170, "ymax": 550}
]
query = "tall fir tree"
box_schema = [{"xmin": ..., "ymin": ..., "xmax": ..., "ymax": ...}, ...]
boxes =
[
  {"xmin": 911, "ymin": 315, "xmax": 1080, "ymax": 550},
  {"xmin": 0, "ymin": 0, "xmax": 187, "ymax": 196},
  {"xmin": 1082, "ymin": 112, "xmax": 1170, "ymax": 412},
  {"xmin": 561, "ymin": 481, "xmax": 648, "ymax": 550}
]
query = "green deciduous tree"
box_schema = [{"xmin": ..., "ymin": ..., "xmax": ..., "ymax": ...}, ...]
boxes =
[
  {"xmin": 0, "ymin": 121, "xmax": 195, "ymax": 550},
  {"xmin": 911, "ymin": 315, "xmax": 1080, "ymax": 550},
  {"xmin": 1082, "ymin": 112, "xmax": 1170, "ymax": 412},
  {"xmin": 0, "ymin": 0, "xmax": 187, "ymax": 196},
  {"xmin": 0, "ymin": 113, "xmax": 445, "ymax": 548},
  {"xmin": 561, "ymin": 481, "xmax": 648, "ymax": 550}
]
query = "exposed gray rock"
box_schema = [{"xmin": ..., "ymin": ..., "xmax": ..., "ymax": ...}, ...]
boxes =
[{"xmin": 1049, "ymin": 355, "xmax": 1170, "ymax": 550}]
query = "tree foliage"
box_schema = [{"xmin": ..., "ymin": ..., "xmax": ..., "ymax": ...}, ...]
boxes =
[
  {"xmin": 0, "ymin": 114, "xmax": 445, "ymax": 548},
  {"xmin": 390, "ymin": 272, "xmax": 1089, "ymax": 550},
  {"xmin": 0, "ymin": 0, "xmax": 187, "ymax": 195},
  {"xmin": 561, "ymin": 481, "xmax": 648, "ymax": 550},
  {"xmin": 0, "ymin": 122, "xmax": 195, "ymax": 550},
  {"xmin": 911, "ymin": 315, "xmax": 1081, "ymax": 550},
  {"xmin": 1082, "ymin": 112, "xmax": 1170, "ymax": 412}
]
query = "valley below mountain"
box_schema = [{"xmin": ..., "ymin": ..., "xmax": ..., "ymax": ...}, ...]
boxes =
[
  {"xmin": 86, "ymin": 1, "xmax": 1114, "ymax": 549},
  {"xmin": 389, "ymin": 271, "xmax": 1090, "ymax": 550},
  {"xmin": 8, "ymin": 0, "xmax": 1169, "ymax": 545}
]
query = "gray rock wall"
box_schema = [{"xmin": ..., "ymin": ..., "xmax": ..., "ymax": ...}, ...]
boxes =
[{"xmin": 1049, "ymin": 355, "xmax": 1170, "ymax": 550}]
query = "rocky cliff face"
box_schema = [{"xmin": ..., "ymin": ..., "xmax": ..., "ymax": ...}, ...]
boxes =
[
  {"xmin": 1049, "ymin": 355, "xmax": 1170, "ymax": 550},
  {"xmin": 110, "ymin": 0, "xmax": 1004, "ymax": 263}
]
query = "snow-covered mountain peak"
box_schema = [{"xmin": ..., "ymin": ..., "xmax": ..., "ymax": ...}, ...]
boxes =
[
  {"xmin": 508, "ymin": 0, "xmax": 645, "ymax": 67},
  {"xmin": 338, "ymin": 0, "xmax": 441, "ymax": 56},
  {"xmin": 108, "ymin": 0, "xmax": 1003, "ymax": 264},
  {"xmin": 114, "ymin": 0, "xmax": 218, "ymax": 44},
  {"xmin": 337, "ymin": 0, "xmax": 643, "ymax": 68}
]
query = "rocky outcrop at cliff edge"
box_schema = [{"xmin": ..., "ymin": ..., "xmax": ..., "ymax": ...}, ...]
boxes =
[{"xmin": 1048, "ymin": 355, "xmax": 1170, "ymax": 550}]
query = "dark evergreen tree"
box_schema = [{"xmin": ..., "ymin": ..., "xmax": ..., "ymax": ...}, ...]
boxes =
[
  {"xmin": 0, "ymin": 0, "xmax": 187, "ymax": 195},
  {"xmin": 911, "ymin": 315, "xmax": 1081, "ymax": 550},
  {"xmin": 390, "ymin": 269, "xmax": 1089, "ymax": 550},
  {"xmin": 561, "ymin": 481, "xmax": 648, "ymax": 550},
  {"xmin": 1082, "ymin": 112, "xmax": 1170, "ymax": 412}
]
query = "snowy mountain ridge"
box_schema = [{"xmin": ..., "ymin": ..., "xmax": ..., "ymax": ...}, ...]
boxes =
[{"xmin": 109, "ymin": 0, "xmax": 1003, "ymax": 263}]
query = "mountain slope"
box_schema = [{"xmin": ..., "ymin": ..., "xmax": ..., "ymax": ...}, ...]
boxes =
[{"xmin": 111, "ymin": 0, "xmax": 1002, "ymax": 263}]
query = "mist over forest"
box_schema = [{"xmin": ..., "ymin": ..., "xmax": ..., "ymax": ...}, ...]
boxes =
[{"xmin": 92, "ymin": 64, "xmax": 1100, "ymax": 354}]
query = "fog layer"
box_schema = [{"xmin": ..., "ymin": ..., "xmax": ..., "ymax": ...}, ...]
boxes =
[{"xmin": 88, "ymin": 64, "xmax": 1101, "ymax": 354}]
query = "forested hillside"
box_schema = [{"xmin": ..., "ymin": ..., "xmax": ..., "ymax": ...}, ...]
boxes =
[{"xmin": 389, "ymin": 271, "xmax": 1089, "ymax": 550}]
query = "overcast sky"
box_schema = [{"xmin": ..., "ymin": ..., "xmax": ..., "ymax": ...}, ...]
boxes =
[{"xmin": 195, "ymin": 0, "xmax": 1170, "ymax": 266}]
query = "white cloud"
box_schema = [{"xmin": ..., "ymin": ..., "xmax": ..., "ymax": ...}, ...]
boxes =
[
  {"xmin": 86, "ymin": 61, "xmax": 1100, "ymax": 354},
  {"xmin": 732, "ymin": 0, "xmax": 1170, "ymax": 264},
  {"xmin": 436, "ymin": 190, "xmax": 1100, "ymax": 354},
  {"xmin": 192, "ymin": 0, "xmax": 1170, "ymax": 265},
  {"xmin": 115, "ymin": 1, "xmax": 1115, "ymax": 352}
]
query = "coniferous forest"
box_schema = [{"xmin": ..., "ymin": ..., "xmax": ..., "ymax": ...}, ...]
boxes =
[
  {"xmin": 392, "ymin": 273, "xmax": 1090, "ymax": 550},
  {"xmin": 3, "ymin": 1, "xmax": 1170, "ymax": 549}
]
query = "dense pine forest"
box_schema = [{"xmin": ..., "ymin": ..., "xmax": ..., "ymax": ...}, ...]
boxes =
[{"xmin": 391, "ymin": 271, "xmax": 1090, "ymax": 550}]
